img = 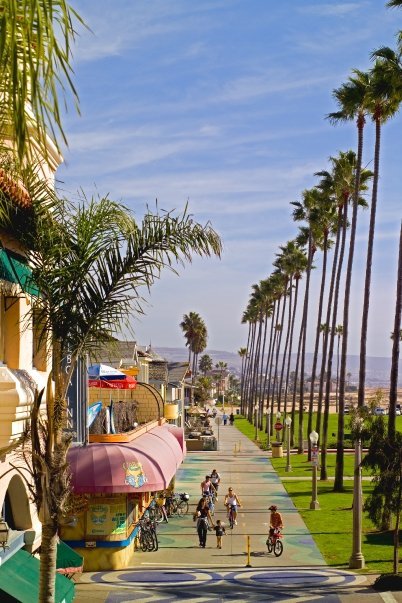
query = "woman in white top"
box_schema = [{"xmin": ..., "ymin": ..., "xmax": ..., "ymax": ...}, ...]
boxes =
[{"xmin": 224, "ymin": 487, "xmax": 242, "ymax": 524}]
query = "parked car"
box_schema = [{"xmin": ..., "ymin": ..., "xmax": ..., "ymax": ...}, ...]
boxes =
[
  {"xmin": 344, "ymin": 404, "xmax": 350, "ymax": 414},
  {"xmin": 373, "ymin": 407, "xmax": 386, "ymax": 416},
  {"xmin": 396, "ymin": 408, "xmax": 401, "ymax": 416}
]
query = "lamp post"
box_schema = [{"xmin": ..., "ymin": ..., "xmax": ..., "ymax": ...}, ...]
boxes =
[
  {"xmin": 276, "ymin": 411, "xmax": 282, "ymax": 442},
  {"xmin": 254, "ymin": 404, "xmax": 258, "ymax": 441},
  {"xmin": 285, "ymin": 416, "xmax": 292, "ymax": 472},
  {"xmin": 349, "ymin": 418, "xmax": 365, "ymax": 569},
  {"xmin": 309, "ymin": 430, "xmax": 320, "ymax": 510}
]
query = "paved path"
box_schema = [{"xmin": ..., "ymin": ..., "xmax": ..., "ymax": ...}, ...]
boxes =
[{"xmin": 75, "ymin": 417, "xmax": 377, "ymax": 602}]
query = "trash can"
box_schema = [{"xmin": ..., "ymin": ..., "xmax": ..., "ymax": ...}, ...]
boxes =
[{"xmin": 271, "ymin": 442, "xmax": 283, "ymax": 458}]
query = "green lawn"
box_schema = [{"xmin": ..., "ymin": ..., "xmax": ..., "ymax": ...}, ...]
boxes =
[
  {"xmin": 234, "ymin": 415, "xmax": 400, "ymax": 574},
  {"xmin": 271, "ymin": 452, "xmax": 372, "ymax": 478},
  {"xmin": 283, "ymin": 480, "xmax": 396, "ymax": 574}
]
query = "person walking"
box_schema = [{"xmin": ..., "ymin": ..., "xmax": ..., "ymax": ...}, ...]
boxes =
[
  {"xmin": 222, "ymin": 411, "xmax": 228, "ymax": 426},
  {"xmin": 214, "ymin": 519, "xmax": 226, "ymax": 549},
  {"xmin": 229, "ymin": 412, "xmax": 235, "ymax": 426},
  {"xmin": 194, "ymin": 498, "xmax": 214, "ymax": 548}
]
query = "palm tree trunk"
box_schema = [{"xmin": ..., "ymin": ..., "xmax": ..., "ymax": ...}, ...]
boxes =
[
  {"xmin": 389, "ymin": 222, "xmax": 402, "ymax": 441},
  {"xmin": 358, "ymin": 116, "xmax": 381, "ymax": 409},
  {"xmin": 321, "ymin": 204, "xmax": 348, "ymax": 480},
  {"xmin": 291, "ymin": 292, "xmax": 304, "ymax": 447},
  {"xmin": 308, "ymin": 235, "xmax": 328, "ymax": 459},
  {"xmin": 298, "ymin": 234, "xmax": 314, "ymax": 453},
  {"xmin": 39, "ymin": 520, "xmax": 59, "ymax": 603},
  {"xmin": 266, "ymin": 300, "xmax": 281, "ymax": 416},
  {"xmin": 335, "ymin": 113, "xmax": 365, "ymax": 492},
  {"xmin": 278, "ymin": 277, "xmax": 293, "ymax": 411},
  {"xmin": 316, "ymin": 210, "xmax": 342, "ymax": 437},
  {"xmin": 273, "ymin": 289, "xmax": 288, "ymax": 412},
  {"xmin": 284, "ymin": 278, "xmax": 299, "ymax": 415},
  {"xmin": 261, "ymin": 306, "xmax": 275, "ymax": 421}
]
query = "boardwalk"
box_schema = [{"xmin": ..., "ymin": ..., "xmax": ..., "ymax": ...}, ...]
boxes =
[{"xmin": 75, "ymin": 416, "xmax": 376, "ymax": 602}]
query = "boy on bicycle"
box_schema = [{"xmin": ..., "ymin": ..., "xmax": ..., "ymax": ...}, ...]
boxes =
[{"xmin": 268, "ymin": 504, "xmax": 283, "ymax": 536}]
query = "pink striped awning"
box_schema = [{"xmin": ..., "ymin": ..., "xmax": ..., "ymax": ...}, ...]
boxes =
[{"xmin": 68, "ymin": 426, "xmax": 183, "ymax": 494}]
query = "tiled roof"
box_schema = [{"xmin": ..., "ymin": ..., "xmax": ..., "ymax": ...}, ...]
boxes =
[{"xmin": 168, "ymin": 362, "xmax": 190, "ymax": 384}]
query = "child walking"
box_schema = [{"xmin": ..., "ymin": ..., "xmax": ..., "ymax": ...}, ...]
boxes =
[{"xmin": 214, "ymin": 519, "xmax": 226, "ymax": 549}]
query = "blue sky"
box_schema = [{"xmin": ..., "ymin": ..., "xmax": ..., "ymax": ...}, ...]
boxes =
[{"xmin": 58, "ymin": 1, "xmax": 401, "ymax": 356}]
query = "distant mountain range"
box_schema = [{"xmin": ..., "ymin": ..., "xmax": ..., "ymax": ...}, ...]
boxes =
[{"xmin": 155, "ymin": 347, "xmax": 401, "ymax": 387}]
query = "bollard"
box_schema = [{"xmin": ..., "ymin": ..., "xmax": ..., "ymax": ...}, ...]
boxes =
[{"xmin": 246, "ymin": 535, "xmax": 251, "ymax": 567}]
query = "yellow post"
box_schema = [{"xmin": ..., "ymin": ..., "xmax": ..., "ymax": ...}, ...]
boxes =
[{"xmin": 246, "ymin": 535, "xmax": 251, "ymax": 567}]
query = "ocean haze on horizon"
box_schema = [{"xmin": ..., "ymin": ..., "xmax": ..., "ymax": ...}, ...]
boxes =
[{"xmin": 58, "ymin": 1, "xmax": 401, "ymax": 357}]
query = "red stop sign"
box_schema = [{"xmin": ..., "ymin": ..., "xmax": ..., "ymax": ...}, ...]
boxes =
[{"xmin": 274, "ymin": 422, "xmax": 283, "ymax": 431}]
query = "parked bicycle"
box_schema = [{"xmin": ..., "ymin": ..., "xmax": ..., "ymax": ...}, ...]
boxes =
[
  {"xmin": 266, "ymin": 528, "xmax": 283, "ymax": 557},
  {"xmin": 165, "ymin": 492, "xmax": 190, "ymax": 516},
  {"xmin": 137, "ymin": 517, "xmax": 158, "ymax": 552}
]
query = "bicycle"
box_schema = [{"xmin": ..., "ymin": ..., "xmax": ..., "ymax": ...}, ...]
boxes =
[
  {"xmin": 176, "ymin": 492, "xmax": 190, "ymax": 515},
  {"xmin": 137, "ymin": 517, "xmax": 158, "ymax": 552},
  {"xmin": 266, "ymin": 528, "xmax": 283, "ymax": 557},
  {"xmin": 227, "ymin": 504, "xmax": 236, "ymax": 529},
  {"xmin": 147, "ymin": 497, "xmax": 165, "ymax": 523}
]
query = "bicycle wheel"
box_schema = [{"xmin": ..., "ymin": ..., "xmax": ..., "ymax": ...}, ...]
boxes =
[
  {"xmin": 177, "ymin": 499, "xmax": 189, "ymax": 515},
  {"xmin": 151, "ymin": 529, "xmax": 159, "ymax": 552},
  {"xmin": 266, "ymin": 537, "xmax": 273, "ymax": 553},
  {"xmin": 145, "ymin": 530, "xmax": 154, "ymax": 551},
  {"xmin": 154, "ymin": 506, "xmax": 164, "ymax": 523},
  {"xmin": 274, "ymin": 539, "xmax": 283, "ymax": 557},
  {"xmin": 140, "ymin": 529, "xmax": 148, "ymax": 552},
  {"xmin": 171, "ymin": 499, "xmax": 179, "ymax": 515},
  {"xmin": 147, "ymin": 507, "xmax": 156, "ymax": 521}
]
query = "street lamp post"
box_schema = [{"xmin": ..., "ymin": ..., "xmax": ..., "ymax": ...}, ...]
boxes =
[
  {"xmin": 285, "ymin": 416, "xmax": 292, "ymax": 472},
  {"xmin": 309, "ymin": 430, "xmax": 320, "ymax": 510},
  {"xmin": 349, "ymin": 418, "xmax": 365, "ymax": 569},
  {"xmin": 276, "ymin": 411, "xmax": 281, "ymax": 442}
]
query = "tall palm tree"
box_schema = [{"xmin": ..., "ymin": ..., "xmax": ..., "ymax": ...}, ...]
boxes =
[
  {"xmin": 335, "ymin": 325, "xmax": 344, "ymax": 412},
  {"xmin": 0, "ymin": 0, "xmax": 85, "ymax": 162},
  {"xmin": 357, "ymin": 56, "xmax": 402, "ymax": 410},
  {"xmin": 5, "ymin": 185, "xmax": 222, "ymax": 602},
  {"xmin": 329, "ymin": 69, "xmax": 371, "ymax": 492},
  {"xmin": 315, "ymin": 152, "xmax": 372, "ymax": 479},
  {"xmin": 199, "ymin": 354, "xmax": 213, "ymax": 376},
  {"xmin": 238, "ymin": 347, "xmax": 247, "ymax": 411},
  {"xmin": 388, "ymin": 223, "xmax": 402, "ymax": 441}
]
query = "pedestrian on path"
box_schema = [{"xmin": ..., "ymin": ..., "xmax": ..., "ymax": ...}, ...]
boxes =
[
  {"xmin": 214, "ymin": 520, "xmax": 226, "ymax": 549},
  {"xmin": 222, "ymin": 412, "xmax": 228, "ymax": 425},
  {"xmin": 229, "ymin": 412, "xmax": 234, "ymax": 425},
  {"xmin": 194, "ymin": 498, "xmax": 214, "ymax": 548}
]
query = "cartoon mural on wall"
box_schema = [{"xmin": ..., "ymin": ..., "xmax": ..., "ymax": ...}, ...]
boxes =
[{"xmin": 123, "ymin": 460, "xmax": 147, "ymax": 488}]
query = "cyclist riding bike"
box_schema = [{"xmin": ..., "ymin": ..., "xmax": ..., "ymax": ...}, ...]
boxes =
[
  {"xmin": 210, "ymin": 469, "xmax": 221, "ymax": 493},
  {"xmin": 201, "ymin": 475, "xmax": 217, "ymax": 498},
  {"xmin": 224, "ymin": 487, "xmax": 242, "ymax": 525},
  {"xmin": 268, "ymin": 504, "xmax": 283, "ymax": 537}
]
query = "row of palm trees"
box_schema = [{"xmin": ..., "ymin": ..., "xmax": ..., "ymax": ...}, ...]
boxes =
[{"xmin": 240, "ymin": 0, "xmax": 402, "ymax": 489}]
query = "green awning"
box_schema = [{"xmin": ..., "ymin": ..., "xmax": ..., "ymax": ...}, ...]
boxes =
[
  {"xmin": 0, "ymin": 549, "xmax": 75, "ymax": 603},
  {"xmin": 56, "ymin": 540, "xmax": 83, "ymax": 575},
  {"xmin": 0, "ymin": 248, "xmax": 39, "ymax": 297}
]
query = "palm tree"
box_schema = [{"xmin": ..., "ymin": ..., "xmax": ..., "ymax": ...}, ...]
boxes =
[
  {"xmin": 216, "ymin": 361, "xmax": 228, "ymax": 403},
  {"xmin": 238, "ymin": 347, "xmax": 247, "ymax": 410},
  {"xmin": 335, "ymin": 325, "xmax": 344, "ymax": 411},
  {"xmin": 357, "ymin": 61, "xmax": 401, "ymax": 412},
  {"xmin": 328, "ymin": 69, "xmax": 370, "ymax": 492},
  {"xmin": 0, "ymin": 0, "xmax": 84, "ymax": 162},
  {"xmin": 316, "ymin": 152, "xmax": 372, "ymax": 480},
  {"xmin": 199, "ymin": 354, "xmax": 213, "ymax": 375},
  {"xmin": 389, "ymin": 223, "xmax": 402, "ymax": 441},
  {"xmin": 5, "ymin": 185, "xmax": 222, "ymax": 601}
]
